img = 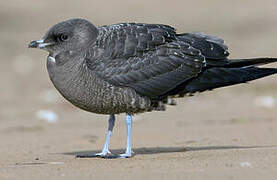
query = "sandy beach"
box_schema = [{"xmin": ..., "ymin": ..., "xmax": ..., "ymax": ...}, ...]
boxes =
[{"xmin": 1, "ymin": 0, "xmax": 277, "ymax": 179}]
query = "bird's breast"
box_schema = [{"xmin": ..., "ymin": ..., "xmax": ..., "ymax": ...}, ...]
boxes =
[{"xmin": 46, "ymin": 57, "xmax": 151, "ymax": 114}]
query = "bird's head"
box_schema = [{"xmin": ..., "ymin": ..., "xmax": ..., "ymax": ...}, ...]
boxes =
[{"xmin": 28, "ymin": 18, "xmax": 99, "ymax": 57}]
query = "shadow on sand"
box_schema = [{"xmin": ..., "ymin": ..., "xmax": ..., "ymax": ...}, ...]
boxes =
[{"xmin": 62, "ymin": 145, "xmax": 277, "ymax": 158}]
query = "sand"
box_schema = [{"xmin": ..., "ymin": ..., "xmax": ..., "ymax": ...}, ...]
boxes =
[{"xmin": 1, "ymin": 0, "xmax": 277, "ymax": 179}]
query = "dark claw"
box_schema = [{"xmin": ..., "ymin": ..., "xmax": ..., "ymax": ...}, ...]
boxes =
[
  {"xmin": 76, "ymin": 153, "xmax": 134, "ymax": 159},
  {"xmin": 76, "ymin": 153, "xmax": 119, "ymax": 159}
]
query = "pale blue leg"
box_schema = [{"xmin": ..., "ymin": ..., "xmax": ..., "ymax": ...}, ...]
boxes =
[
  {"xmin": 119, "ymin": 113, "xmax": 133, "ymax": 158},
  {"xmin": 94, "ymin": 114, "xmax": 115, "ymax": 157}
]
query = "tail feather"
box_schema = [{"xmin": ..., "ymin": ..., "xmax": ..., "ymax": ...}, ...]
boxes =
[
  {"xmin": 161, "ymin": 57, "xmax": 277, "ymax": 98},
  {"xmin": 185, "ymin": 67, "xmax": 277, "ymax": 93},
  {"xmin": 225, "ymin": 58, "xmax": 277, "ymax": 68},
  {"xmin": 206, "ymin": 57, "xmax": 277, "ymax": 68}
]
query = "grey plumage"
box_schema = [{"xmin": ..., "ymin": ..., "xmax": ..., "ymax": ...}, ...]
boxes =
[{"xmin": 29, "ymin": 18, "xmax": 277, "ymax": 158}]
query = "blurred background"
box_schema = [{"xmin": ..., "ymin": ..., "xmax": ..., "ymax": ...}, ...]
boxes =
[{"xmin": 1, "ymin": 0, "xmax": 277, "ymax": 179}]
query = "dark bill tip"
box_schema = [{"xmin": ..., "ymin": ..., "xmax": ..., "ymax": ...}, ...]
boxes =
[{"xmin": 28, "ymin": 41, "xmax": 40, "ymax": 48}]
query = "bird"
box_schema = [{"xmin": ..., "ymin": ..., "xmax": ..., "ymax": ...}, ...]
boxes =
[{"xmin": 29, "ymin": 18, "xmax": 277, "ymax": 158}]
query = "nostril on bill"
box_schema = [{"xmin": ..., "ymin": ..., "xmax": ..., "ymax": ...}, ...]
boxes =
[{"xmin": 28, "ymin": 41, "xmax": 39, "ymax": 48}]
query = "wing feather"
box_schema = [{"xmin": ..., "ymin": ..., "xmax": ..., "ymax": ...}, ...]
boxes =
[
  {"xmin": 85, "ymin": 23, "xmax": 215, "ymax": 98},
  {"xmin": 177, "ymin": 32, "xmax": 229, "ymax": 60}
]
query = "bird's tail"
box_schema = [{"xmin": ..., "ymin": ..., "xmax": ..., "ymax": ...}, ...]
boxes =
[
  {"xmin": 184, "ymin": 57, "xmax": 277, "ymax": 93},
  {"xmin": 222, "ymin": 57, "xmax": 277, "ymax": 68}
]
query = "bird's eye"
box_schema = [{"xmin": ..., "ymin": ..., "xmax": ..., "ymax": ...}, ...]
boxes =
[{"xmin": 59, "ymin": 34, "xmax": 69, "ymax": 42}]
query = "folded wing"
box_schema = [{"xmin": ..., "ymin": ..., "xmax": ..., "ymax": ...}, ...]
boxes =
[{"xmin": 86, "ymin": 23, "xmax": 207, "ymax": 99}]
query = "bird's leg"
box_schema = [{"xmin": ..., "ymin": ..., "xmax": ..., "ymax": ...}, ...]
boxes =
[
  {"xmin": 76, "ymin": 114, "xmax": 115, "ymax": 158},
  {"xmin": 119, "ymin": 113, "xmax": 133, "ymax": 158},
  {"xmin": 94, "ymin": 114, "xmax": 115, "ymax": 157}
]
